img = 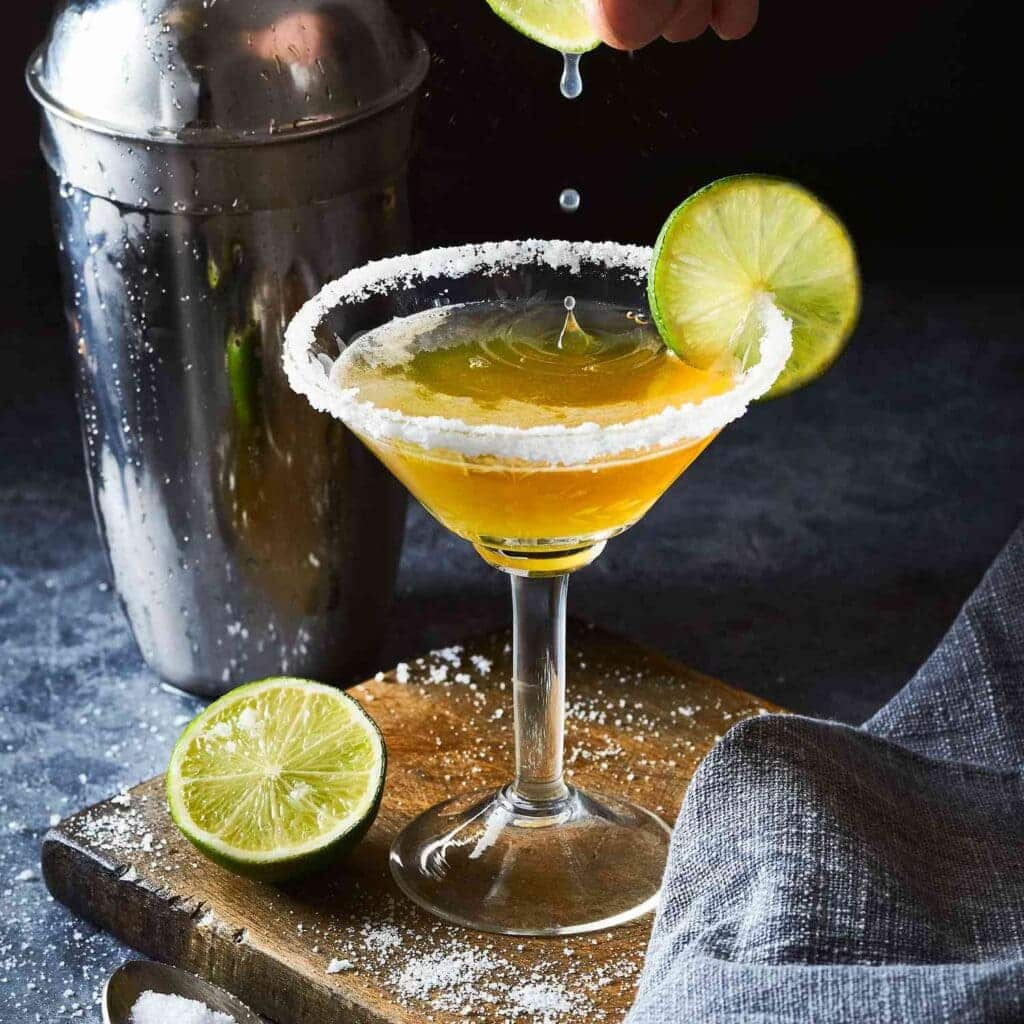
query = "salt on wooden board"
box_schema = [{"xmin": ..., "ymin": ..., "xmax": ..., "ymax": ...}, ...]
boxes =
[{"xmin": 42, "ymin": 624, "xmax": 781, "ymax": 1024}]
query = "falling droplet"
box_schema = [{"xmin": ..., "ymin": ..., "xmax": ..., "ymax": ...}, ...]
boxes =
[
  {"xmin": 560, "ymin": 52, "xmax": 583, "ymax": 99},
  {"xmin": 558, "ymin": 296, "xmax": 593, "ymax": 354},
  {"xmin": 559, "ymin": 188, "xmax": 581, "ymax": 213}
]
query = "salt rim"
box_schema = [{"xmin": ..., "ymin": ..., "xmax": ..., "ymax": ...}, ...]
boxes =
[{"xmin": 283, "ymin": 240, "xmax": 793, "ymax": 466}]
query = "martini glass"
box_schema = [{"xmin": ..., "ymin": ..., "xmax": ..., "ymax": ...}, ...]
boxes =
[{"xmin": 284, "ymin": 240, "xmax": 790, "ymax": 935}]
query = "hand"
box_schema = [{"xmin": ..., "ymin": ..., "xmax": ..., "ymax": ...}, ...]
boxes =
[{"xmin": 588, "ymin": 0, "xmax": 759, "ymax": 49}]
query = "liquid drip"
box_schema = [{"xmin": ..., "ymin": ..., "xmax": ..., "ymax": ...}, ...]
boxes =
[
  {"xmin": 557, "ymin": 296, "xmax": 593, "ymax": 354},
  {"xmin": 559, "ymin": 188, "xmax": 581, "ymax": 213},
  {"xmin": 560, "ymin": 52, "xmax": 583, "ymax": 99}
]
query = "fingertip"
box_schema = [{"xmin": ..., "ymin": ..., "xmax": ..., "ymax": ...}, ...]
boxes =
[
  {"xmin": 711, "ymin": 0, "xmax": 758, "ymax": 40},
  {"xmin": 662, "ymin": 0, "xmax": 712, "ymax": 43},
  {"xmin": 588, "ymin": 0, "xmax": 681, "ymax": 51}
]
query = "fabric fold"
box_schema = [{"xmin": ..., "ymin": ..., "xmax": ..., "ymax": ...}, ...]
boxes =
[{"xmin": 630, "ymin": 522, "xmax": 1024, "ymax": 1024}]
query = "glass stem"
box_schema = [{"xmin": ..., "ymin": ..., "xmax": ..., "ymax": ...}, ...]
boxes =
[{"xmin": 510, "ymin": 573, "xmax": 570, "ymax": 807}]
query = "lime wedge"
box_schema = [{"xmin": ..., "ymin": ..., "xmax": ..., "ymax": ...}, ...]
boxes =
[
  {"xmin": 485, "ymin": 0, "xmax": 601, "ymax": 52},
  {"xmin": 649, "ymin": 175, "xmax": 860, "ymax": 397},
  {"xmin": 167, "ymin": 678, "xmax": 386, "ymax": 882}
]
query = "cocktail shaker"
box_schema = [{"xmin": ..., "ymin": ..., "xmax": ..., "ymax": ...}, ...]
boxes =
[{"xmin": 27, "ymin": 0, "xmax": 428, "ymax": 695}]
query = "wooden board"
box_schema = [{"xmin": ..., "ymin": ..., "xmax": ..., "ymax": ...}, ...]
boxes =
[{"xmin": 42, "ymin": 624, "xmax": 780, "ymax": 1024}]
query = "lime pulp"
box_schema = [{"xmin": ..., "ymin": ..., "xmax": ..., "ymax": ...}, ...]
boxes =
[
  {"xmin": 166, "ymin": 678, "xmax": 386, "ymax": 882},
  {"xmin": 649, "ymin": 174, "xmax": 861, "ymax": 397}
]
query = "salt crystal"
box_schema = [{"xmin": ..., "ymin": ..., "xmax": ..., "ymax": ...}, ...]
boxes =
[
  {"xmin": 236, "ymin": 707, "xmax": 260, "ymax": 734},
  {"xmin": 325, "ymin": 958, "xmax": 354, "ymax": 974},
  {"xmin": 289, "ymin": 782, "xmax": 312, "ymax": 802},
  {"xmin": 129, "ymin": 990, "xmax": 237, "ymax": 1024},
  {"xmin": 394, "ymin": 663, "xmax": 410, "ymax": 684},
  {"xmin": 433, "ymin": 645, "xmax": 463, "ymax": 667},
  {"xmin": 469, "ymin": 655, "xmax": 492, "ymax": 675},
  {"xmin": 510, "ymin": 980, "xmax": 573, "ymax": 1019},
  {"xmin": 14, "ymin": 868, "xmax": 38, "ymax": 882},
  {"xmin": 362, "ymin": 923, "xmax": 403, "ymax": 952}
]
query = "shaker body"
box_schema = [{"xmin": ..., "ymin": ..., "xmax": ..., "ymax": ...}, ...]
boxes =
[{"xmin": 47, "ymin": 138, "xmax": 409, "ymax": 694}]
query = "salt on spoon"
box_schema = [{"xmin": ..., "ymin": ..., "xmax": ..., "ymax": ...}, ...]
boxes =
[
  {"xmin": 130, "ymin": 991, "xmax": 237, "ymax": 1024},
  {"xmin": 103, "ymin": 961, "xmax": 261, "ymax": 1024}
]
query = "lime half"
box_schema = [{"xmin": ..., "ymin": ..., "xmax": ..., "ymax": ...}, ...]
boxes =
[
  {"xmin": 649, "ymin": 175, "xmax": 860, "ymax": 397},
  {"xmin": 485, "ymin": 0, "xmax": 601, "ymax": 52},
  {"xmin": 167, "ymin": 678, "xmax": 386, "ymax": 882}
]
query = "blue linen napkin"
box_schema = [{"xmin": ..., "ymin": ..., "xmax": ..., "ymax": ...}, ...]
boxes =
[{"xmin": 630, "ymin": 523, "xmax": 1024, "ymax": 1023}]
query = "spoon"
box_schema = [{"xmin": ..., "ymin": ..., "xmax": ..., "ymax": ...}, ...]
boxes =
[{"xmin": 103, "ymin": 960, "xmax": 264, "ymax": 1024}]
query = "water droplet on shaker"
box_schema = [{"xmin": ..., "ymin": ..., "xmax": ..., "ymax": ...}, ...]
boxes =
[
  {"xmin": 559, "ymin": 188, "xmax": 581, "ymax": 213},
  {"xmin": 560, "ymin": 52, "xmax": 583, "ymax": 99}
]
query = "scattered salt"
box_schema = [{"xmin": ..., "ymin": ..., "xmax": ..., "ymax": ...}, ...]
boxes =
[
  {"xmin": 433, "ymin": 645, "xmax": 464, "ymax": 667},
  {"xmin": 509, "ymin": 981, "xmax": 574, "ymax": 1019},
  {"xmin": 469, "ymin": 655, "xmax": 492, "ymax": 675},
  {"xmin": 362, "ymin": 923, "xmax": 403, "ymax": 953},
  {"xmin": 129, "ymin": 991, "xmax": 236, "ymax": 1024}
]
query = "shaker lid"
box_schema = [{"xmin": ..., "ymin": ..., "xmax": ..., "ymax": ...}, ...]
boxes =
[{"xmin": 26, "ymin": 0, "xmax": 429, "ymax": 145}]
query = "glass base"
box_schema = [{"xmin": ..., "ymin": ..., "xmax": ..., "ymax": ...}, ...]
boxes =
[{"xmin": 389, "ymin": 784, "xmax": 671, "ymax": 936}]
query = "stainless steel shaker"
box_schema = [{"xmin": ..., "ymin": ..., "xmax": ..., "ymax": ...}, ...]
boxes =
[{"xmin": 27, "ymin": 0, "xmax": 428, "ymax": 695}]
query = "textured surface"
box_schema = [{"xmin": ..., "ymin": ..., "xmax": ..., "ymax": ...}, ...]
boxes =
[
  {"xmin": 42, "ymin": 627, "xmax": 777, "ymax": 1024},
  {"xmin": 631, "ymin": 522, "xmax": 1024, "ymax": 1024},
  {"xmin": 1, "ymin": 280, "xmax": 1023, "ymax": 1021}
]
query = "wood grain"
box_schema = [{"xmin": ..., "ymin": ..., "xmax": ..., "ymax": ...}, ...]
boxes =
[{"xmin": 42, "ymin": 624, "xmax": 780, "ymax": 1023}]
